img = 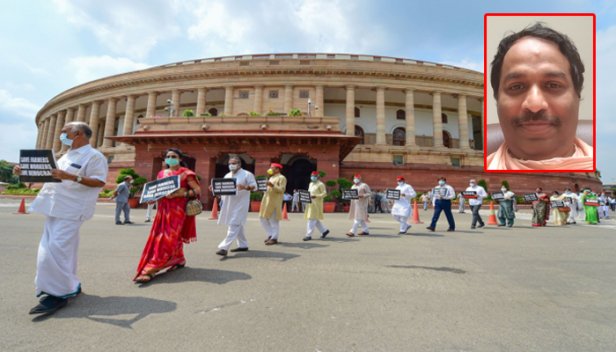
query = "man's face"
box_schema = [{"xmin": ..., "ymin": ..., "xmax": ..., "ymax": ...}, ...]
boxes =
[{"xmin": 497, "ymin": 37, "xmax": 580, "ymax": 160}]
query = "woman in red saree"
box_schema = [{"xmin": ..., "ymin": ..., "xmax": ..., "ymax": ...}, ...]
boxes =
[{"xmin": 134, "ymin": 148, "xmax": 201, "ymax": 283}]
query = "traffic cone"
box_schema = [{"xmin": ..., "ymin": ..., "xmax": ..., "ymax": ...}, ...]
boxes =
[
  {"xmin": 487, "ymin": 201, "xmax": 498, "ymax": 225},
  {"xmin": 14, "ymin": 198, "xmax": 29, "ymax": 215},
  {"xmin": 282, "ymin": 203, "xmax": 290, "ymax": 221},
  {"xmin": 208, "ymin": 198, "xmax": 219, "ymax": 220},
  {"xmin": 410, "ymin": 200, "xmax": 423, "ymax": 224}
]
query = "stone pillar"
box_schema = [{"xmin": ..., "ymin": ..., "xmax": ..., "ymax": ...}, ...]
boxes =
[
  {"xmin": 457, "ymin": 94, "xmax": 470, "ymax": 149},
  {"xmin": 122, "ymin": 95, "xmax": 137, "ymax": 144},
  {"xmin": 76, "ymin": 104, "xmax": 87, "ymax": 122},
  {"xmin": 146, "ymin": 91, "xmax": 158, "ymax": 118},
  {"xmin": 196, "ymin": 88, "xmax": 208, "ymax": 116},
  {"xmin": 171, "ymin": 89, "xmax": 181, "ymax": 117},
  {"xmin": 405, "ymin": 88, "xmax": 416, "ymax": 146},
  {"xmin": 36, "ymin": 122, "xmax": 43, "ymax": 148},
  {"xmin": 46, "ymin": 114, "xmax": 57, "ymax": 150},
  {"xmin": 253, "ymin": 85, "xmax": 263, "ymax": 114},
  {"xmin": 62, "ymin": 109, "xmax": 75, "ymax": 152},
  {"xmin": 345, "ymin": 85, "xmax": 356, "ymax": 136},
  {"xmin": 41, "ymin": 118, "xmax": 50, "ymax": 149},
  {"xmin": 376, "ymin": 86, "xmax": 386, "ymax": 145},
  {"xmin": 89, "ymin": 101, "xmax": 102, "ymax": 148},
  {"xmin": 103, "ymin": 97, "xmax": 118, "ymax": 148},
  {"xmin": 97, "ymin": 120, "xmax": 105, "ymax": 148},
  {"xmin": 432, "ymin": 91, "xmax": 443, "ymax": 147},
  {"xmin": 480, "ymin": 98, "xmax": 484, "ymax": 151},
  {"xmin": 315, "ymin": 84, "xmax": 324, "ymax": 117},
  {"xmin": 223, "ymin": 85, "xmax": 234, "ymax": 116},
  {"xmin": 283, "ymin": 84, "xmax": 294, "ymax": 114}
]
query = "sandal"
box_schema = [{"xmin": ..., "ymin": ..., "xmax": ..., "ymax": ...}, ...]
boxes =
[
  {"xmin": 135, "ymin": 273, "xmax": 154, "ymax": 283},
  {"xmin": 167, "ymin": 262, "xmax": 186, "ymax": 272}
]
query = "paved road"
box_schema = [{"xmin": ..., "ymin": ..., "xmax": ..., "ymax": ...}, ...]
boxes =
[{"xmin": 1, "ymin": 199, "xmax": 615, "ymax": 351}]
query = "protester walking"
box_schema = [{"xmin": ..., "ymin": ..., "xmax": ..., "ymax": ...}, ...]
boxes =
[
  {"xmin": 426, "ymin": 177, "xmax": 455, "ymax": 232},
  {"xmin": 112, "ymin": 176, "xmax": 133, "ymax": 225}
]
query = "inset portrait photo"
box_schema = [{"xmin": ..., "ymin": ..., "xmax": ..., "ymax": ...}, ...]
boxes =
[{"xmin": 484, "ymin": 14, "xmax": 595, "ymax": 172}]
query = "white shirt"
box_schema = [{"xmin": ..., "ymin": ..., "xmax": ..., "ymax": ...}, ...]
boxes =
[
  {"xmin": 391, "ymin": 183, "xmax": 416, "ymax": 217},
  {"xmin": 29, "ymin": 144, "xmax": 108, "ymax": 221},
  {"xmin": 217, "ymin": 168, "xmax": 257, "ymax": 226},
  {"xmin": 432, "ymin": 184, "xmax": 455, "ymax": 203},
  {"xmin": 465, "ymin": 185, "xmax": 488, "ymax": 206},
  {"xmin": 292, "ymin": 192, "xmax": 299, "ymax": 202}
]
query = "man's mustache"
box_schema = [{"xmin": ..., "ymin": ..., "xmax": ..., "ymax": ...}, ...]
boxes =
[{"xmin": 511, "ymin": 110, "xmax": 562, "ymax": 127}]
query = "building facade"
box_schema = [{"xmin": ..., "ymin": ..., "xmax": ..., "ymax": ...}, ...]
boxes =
[{"xmin": 34, "ymin": 53, "xmax": 601, "ymax": 208}]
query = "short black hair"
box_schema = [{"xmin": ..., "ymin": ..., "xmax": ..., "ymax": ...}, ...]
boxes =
[
  {"xmin": 490, "ymin": 22, "xmax": 585, "ymax": 99},
  {"xmin": 438, "ymin": 177, "xmax": 446, "ymax": 182}
]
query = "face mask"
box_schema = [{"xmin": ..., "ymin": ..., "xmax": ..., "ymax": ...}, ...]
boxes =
[
  {"xmin": 60, "ymin": 133, "xmax": 73, "ymax": 146},
  {"xmin": 565, "ymin": 191, "xmax": 571, "ymax": 194},
  {"xmin": 311, "ymin": 176, "xmax": 318, "ymax": 182},
  {"xmin": 353, "ymin": 178, "xmax": 360, "ymax": 184},
  {"xmin": 267, "ymin": 169, "xmax": 273, "ymax": 175},
  {"xmin": 229, "ymin": 164, "xmax": 238, "ymax": 171},
  {"xmin": 536, "ymin": 191, "xmax": 541, "ymax": 194},
  {"xmin": 166, "ymin": 158, "xmax": 179, "ymax": 167},
  {"xmin": 470, "ymin": 183, "xmax": 475, "ymax": 187},
  {"xmin": 501, "ymin": 188, "xmax": 507, "ymax": 192},
  {"xmin": 438, "ymin": 181, "xmax": 445, "ymax": 186},
  {"xmin": 398, "ymin": 181, "xmax": 404, "ymax": 186}
]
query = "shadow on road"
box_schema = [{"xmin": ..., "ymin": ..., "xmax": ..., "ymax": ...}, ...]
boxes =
[
  {"xmin": 219, "ymin": 250, "xmax": 300, "ymax": 262},
  {"xmin": 32, "ymin": 294, "xmax": 176, "ymax": 328},
  {"xmin": 279, "ymin": 242, "xmax": 329, "ymax": 249},
  {"xmin": 407, "ymin": 233, "xmax": 445, "ymax": 237},
  {"xmin": 147, "ymin": 267, "xmax": 252, "ymax": 285}
]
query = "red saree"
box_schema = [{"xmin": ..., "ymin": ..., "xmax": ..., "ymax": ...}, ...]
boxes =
[{"xmin": 134, "ymin": 167, "xmax": 199, "ymax": 280}]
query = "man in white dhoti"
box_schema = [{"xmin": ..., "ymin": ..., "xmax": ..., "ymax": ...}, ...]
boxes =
[
  {"xmin": 563, "ymin": 187, "xmax": 580, "ymax": 224},
  {"xmin": 303, "ymin": 171, "xmax": 330, "ymax": 241},
  {"xmin": 214, "ymin": 157, "xmax": 257, "ymax": 256},
  {"xmin": 457, "ymin": 192, "xmax": 466, "ymax": 213},
  {"xmin": 13, "ymin": 122, "xmax": 107, "ymax": 314},
  {"xmin": 391, "ymin": 176, "xmax": 416, "ymax": 235},
  {"xmin": 346, "ymin": 175, "xmax": 371, "ymax": 237},
  {"xmin": 597, "ymin": 192, "xmax": 606, "ymax": 219}
]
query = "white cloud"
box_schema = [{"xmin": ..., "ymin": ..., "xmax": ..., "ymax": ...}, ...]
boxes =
[
  {"xmin": 53, "ymin": 0, "xmax": 181, "ymax": 60},
  {"xmin": 441, "ymin": 59, "xmax": 484, "ymax": 73},
  {"xmin": 0, "ymin": 122, "xmax": 37, "ymax": 162},
  {"xmin": 68, "ymin": 56, "xmax": 150, "ymax": 84},
  {"xmin": 0, "ymin": 90, "xmax": 41, "ymax": 120},
  {"xmin": 4, "ymin": 81, "xmax": 36, "ymax": 92}
]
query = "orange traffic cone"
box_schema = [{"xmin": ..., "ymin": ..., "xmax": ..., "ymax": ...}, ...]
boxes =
[
  {"xmin": 282, "ymin": 203, "xmax": 290, "ymax": 221},
  {"xmin": 14, "ymin": 198, "xmax": 29, "ymax": 215},
  {"xmin": 209, "ymin": 198, "xmax": 219, "ymax": 220},
  {"xmin": 487, "ymin": 201, "xmax": 498, "ymax": 225},
  {"xmin": 410, "ymin": 200, "xmax": 423, "ymax": 224}
]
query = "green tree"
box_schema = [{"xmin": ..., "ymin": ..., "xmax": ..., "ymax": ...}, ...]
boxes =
[
  {"xmin": 501, "ymin": 180, "xmax": 510, "ymax": 190},
  {"xmin": 478, "ymin": 179, "xmax": 488, "ymax": 192},
  {"xmin": 115, "ymin": 168, "xmax": 148, "ymax": 199},
  {"xmin": 0, "ymin": 160, "xmax": 15, "ymax": 183}
]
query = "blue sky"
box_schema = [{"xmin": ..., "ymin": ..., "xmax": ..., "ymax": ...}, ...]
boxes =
[{"xmin": 1, "ymin": 0, "xmax": 615, "ymax": 182}]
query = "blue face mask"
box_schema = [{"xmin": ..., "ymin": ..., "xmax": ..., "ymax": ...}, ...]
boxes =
[
  {"xmin": 311, "ymin": 176, "xmax": 318, "ymax": 182},
  {"xmin": 438, "ymin": 181, "xmax": 445, "ymax": 186},
  {"xmin": 59, "ymin": 133, "xmax": 73, "ymax": 146},
  {"xmin": 165, "ymin": 158, "xmax": 179, "ymax": 167}
]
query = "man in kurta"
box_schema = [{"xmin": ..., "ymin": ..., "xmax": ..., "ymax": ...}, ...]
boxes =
[
  {"xmin": 215, "ymin": 157, "xmax": 257, "ymax": 256},
  {"xmin": 563, "ymin": 187, "xmax": 580, "ymax": 224},
  {"xmin": 260, "ymin": 163, "xmax": 287, "ymax": 245},
  {"xmin": 303, "ymin": 171, "xmax": 330, "ymax": 241},
  {"xmin": 391, "ymin": 176, "xmax": 416, "ymax": 235},
  {"xmin": 580, "ymin": 189, "xmax": 599, "ymax": 225},
  {"xmin": 346, "ymin": 174, "xmax": 371, "ymax": 237},
  {"xmin": 457, "ymin": 192, "xmax": 466, "ymax": 213},
  {"xmin": 13, "ymin": 122, "xmax": 108, "ymax": 314}
]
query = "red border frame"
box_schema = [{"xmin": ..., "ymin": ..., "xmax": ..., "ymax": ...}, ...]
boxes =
[{"xmin": 483, "ymin": 13, "xmax": 596, "ymax": 173}]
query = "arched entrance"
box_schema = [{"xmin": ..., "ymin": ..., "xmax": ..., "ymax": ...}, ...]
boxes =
[
  {"xmin": 215, "ymin": 154, "xmax": 255, "ymax": 178},
  {"xmin": 280, "ymin": 154, "xmax": 317, "ymax": 192},
  {"xmin": 443, "ymin": 131, "xmax": 451, "ymax": 148},
  {"xmin": 393, "ymin": 127, "xmax": 406, "ymax": 146}
]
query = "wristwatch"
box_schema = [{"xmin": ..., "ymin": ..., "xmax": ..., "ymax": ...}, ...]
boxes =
[{"xmin": 75, "ymin": 175, "xmax": 83, "ymax": 183}]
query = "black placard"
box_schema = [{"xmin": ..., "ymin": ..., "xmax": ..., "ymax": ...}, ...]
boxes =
[
  {"xmin": 433, "ymin": 187, "xmax": 447, "ymax": 197},
  {"xmin": 523, "ymin": 193, "xmax": 539, "ymax": 202},
  {"xmin": 566, "ymin": 197, "xmax": 573, "ymax": 204},
  {"xmin": 386, "ymin": 188, "xmax": 400, "ymax": 200},
  {"xmin": 211, "ymin": 178, "xmax": 237, "ymax": 196},
  {"xmin": 550, "ymin": 200, "xmax": 565, "ymax": 208},
  {"xmin": 461, "ymin": 191, "xmax": 477, "ymax": 198},
  {"xmin": 584, "ymin": 198, "xmax": 599, "ymax": 206},
  {"xmin": 18, "ymin": 150, "xmax": 61, "ymax": 183},
  {"xmin": 299, "ymin": 190, "xmax": 312, "ymax": 203},
  {"xmin": 342, "ymin": 189, "xmax": 359, "ymax": 200},
  {"xmin": 256, "ymin": 177, "xmax": 268, "ymax": 192},
  {"xmin": 140, "ymin": 175, "xmax": 180, "ymax": 203},
  {"xmin": 491, "ymin": 191, "xmax": 505, "ymax": 200}
]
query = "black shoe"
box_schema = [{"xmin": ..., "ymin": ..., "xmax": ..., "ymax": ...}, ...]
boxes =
[
  {"xmin": 478, "ymin": 223, "xmax": 485, "ymax": 228},
  {"xmin": 29, "ymin": 296, "xmax": 68, "ymax": 315},
  {"xmin": 230, "ymin": 247, "xmax": 248, "ymax": 252},
  {"xmin": 116, "ymin": 221, "xmax": 124, "ymax": 225},
  {"xmin": 471, "ymin": 226, "xmax": 476, "ymax": 229},
  {"xmin": 124, "ymin": 221, "xmax": 134, "ymax": 224},
  {"xmin": 145, "ymin": 219, "xmax": 151, "ymax": 223},
  {"xmin": 303, "ymin": 236, "xmax": 312, "ymax": 241},
  {"xmin": 321, "ymin": 230, "xmax": 330, "ymax": 238}
]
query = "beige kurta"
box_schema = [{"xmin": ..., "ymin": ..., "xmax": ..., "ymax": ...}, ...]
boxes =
[
  {"xmin": 348, "ymin": 182, "xmax": 371, "ymax": 220},
  {"xmin": 304, "ymin": 180, "xmax": 326, "ymax": 220},
  {"xmin": 550, "ymin": 194, "xmax": 569, "ymax": 226},
  {"xmin": 259, "ymin": 173, "xmax": 287, "ymax": 221}
]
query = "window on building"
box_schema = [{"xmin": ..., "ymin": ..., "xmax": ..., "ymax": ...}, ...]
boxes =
[
  {"xmin": 451, "ymin": 157, "xmax": 461, "ymax": 167},
  {"xmin": 208, "ymin": 108, "xmax": 218, "ymax": 116},
  {"xmin": 396, "ymin": 109, "xmax": 405, "ymax": 120},
  {"xmin": 269, "ymin": 90, "xmax": 279, "ymax": 99},
  {"xmin": 354, "ymin": 107, "xmax": 360, "ymax": 118},
  {"xmin": 393, "ymin": 127, "xmax": 406, "ymax": 146},
  {"xmin": 299, "ymin": 90, "xmax": 309, "ymax": 99},
  {"xmin": 354, "ymin": 126, "xmax": 364, "ymax": 145},
  {"xmin": 393, "ymin": 155, "xmax": 403, "ymax": 165},
  {"xmin": 239, "ymin": 91, "xmax": 249, "ymax": 99},
  {"xmin": 441, "ymin": 113, "xmax": 448, "ymax": 124}
]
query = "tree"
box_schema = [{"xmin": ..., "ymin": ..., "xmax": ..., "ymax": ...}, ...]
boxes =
[
  {"xmin": 115, "ymin": 168, "xmax": 148, "ymax": 199},
  {"xmin": 0, "ymin": 160, "xmax": 14, "ymax": 183},
  {"xmin": 478, "ymin": 179, "xmax": 488, "ymax": 192}
]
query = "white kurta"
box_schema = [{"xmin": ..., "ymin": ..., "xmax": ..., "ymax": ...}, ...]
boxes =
[
  {"xmin": 217, "ymin": 168, "xmax": 257, "ymax": 226},
  {"xmin": 391, "ymin": 183, "xmax": 416, "ymax": 217},
  {"xmin": 564, "ymin": 193, "xmax": 580, "ymax": 222}
]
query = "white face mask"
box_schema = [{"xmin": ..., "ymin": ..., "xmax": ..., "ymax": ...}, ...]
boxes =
[
  {"xmin": 470, "ymin": 183, "xmax": 475, "ymax": 187},
  {"xmin": 229, "ymin": 164, "xmax": 238, "ymax": 171},
  {"xmin": 353, "ymin": 178, "xmax": 360, "ymax": 184},
  {"xmin": 501, "ymin": 188, "xmax": 506, "ymax": 192},
  {"xmin": 398, "ymin": 181, "xmax": 404, "ymax": 186}
]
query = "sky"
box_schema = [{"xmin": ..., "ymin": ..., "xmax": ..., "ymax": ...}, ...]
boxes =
[{"xmin": 1, "ymin": 0, "xmax": 615, "ymax": 182}]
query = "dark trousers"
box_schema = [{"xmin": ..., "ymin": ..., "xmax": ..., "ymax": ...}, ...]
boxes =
[
  {"xmin": 471, "ymin": 205, "xmax": 484, "ymax": 227},
  {"xmin": 375, "ymin": 201, "xmax": 383, "ymax": 213},
  {"xmin": 430, "ymin": 199, "xmax": 455, "ymax": 230}
]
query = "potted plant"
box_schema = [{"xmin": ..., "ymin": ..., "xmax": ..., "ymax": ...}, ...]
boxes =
[
  {"xmin": 115, "ymin": 168, "xmax": 148, "ymax": 208},
  {"xmin": 182, "ymin": 109, "xmax": 195, "ymax": 117},
  {"xmin": 289, "ymin": 108, "xmax": 302, "ymax": 116},
  {"xmin": 249, "ymin": 111, "xmax": 262, "ymax": 116},
  {"xmin": 250, "ymin": 192, "xmax": 263, "ymax": 212}
]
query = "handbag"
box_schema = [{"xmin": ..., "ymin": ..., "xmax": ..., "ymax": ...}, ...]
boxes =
[{"xmin": 185, "ymin": 189, "xmax": 203, "ymax": 216}]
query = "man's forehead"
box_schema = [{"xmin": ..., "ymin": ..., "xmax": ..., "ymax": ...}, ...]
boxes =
[{"xmin": 500, "ymin": 37, "xmax": 571, "ymax": 80}]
